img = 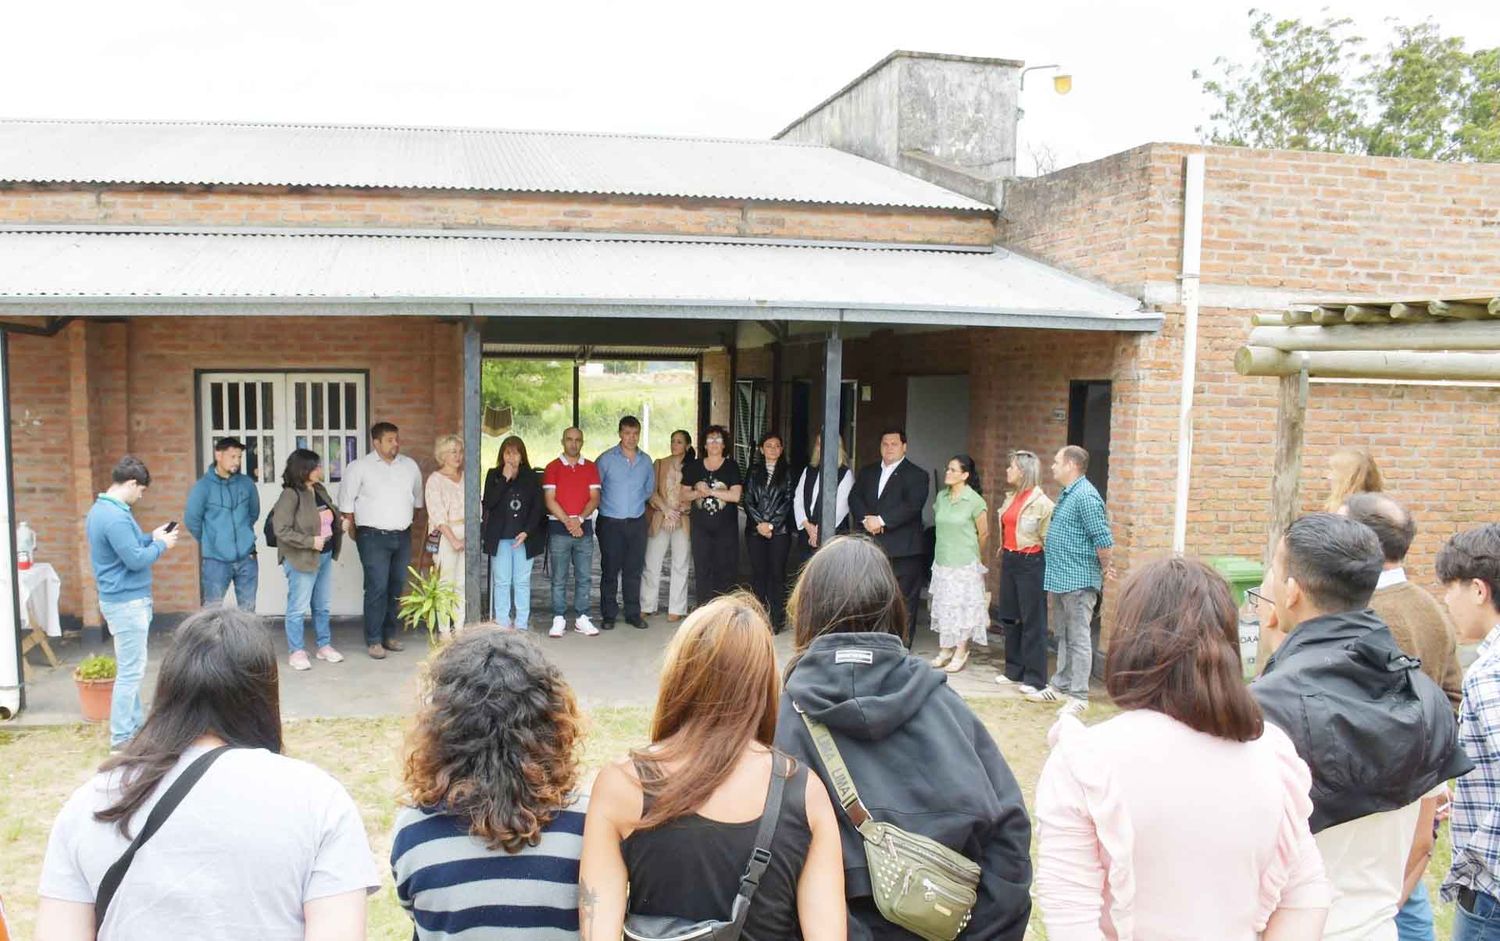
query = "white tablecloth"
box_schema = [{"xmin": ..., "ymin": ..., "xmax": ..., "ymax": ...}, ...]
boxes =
[{"xmin": 19, "ymin": 562, "xmax": 61, "ymax": 637}]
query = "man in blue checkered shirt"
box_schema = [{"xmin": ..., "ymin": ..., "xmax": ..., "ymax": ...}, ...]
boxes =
[
  {"xmin": 1439, "ymin": 523, "xmax": 1500, "ymax": 939},
  {"xmin": 1026, "ymin": 445, "xmax": 1113, "ymax": 716}
]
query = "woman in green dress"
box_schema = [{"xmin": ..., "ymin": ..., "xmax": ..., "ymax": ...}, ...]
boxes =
[{"xmin": 929, "ymin": 454, "xmax": 991, "ymax": 673}]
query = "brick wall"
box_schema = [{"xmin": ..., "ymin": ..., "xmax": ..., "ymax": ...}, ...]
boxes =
[
  {"xmin": 13, "ymin": 316, "xmax": 462, "ymax": 618},
  {"xmin": 0, "ymin": 185, "xmax": 997, "ymax": 247}
]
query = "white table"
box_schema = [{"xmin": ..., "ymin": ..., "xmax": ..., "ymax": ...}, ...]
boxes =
[{"xmin": 19, "ymin": 562, "xmax": 61, "ymax": 672}]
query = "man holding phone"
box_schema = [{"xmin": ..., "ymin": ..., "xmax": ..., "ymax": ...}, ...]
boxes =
[{"xmin": 85, "ymin": 455, "xmax": 179, "ymax": 751}]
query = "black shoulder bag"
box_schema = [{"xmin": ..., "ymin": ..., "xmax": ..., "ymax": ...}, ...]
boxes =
[
  {"xmin": 94, "ymin": 746, "xmax": 233, "ymax": 934},
  {"xmin": 623, "ymin": 752, "xmax": 789, "ymax": 941}
]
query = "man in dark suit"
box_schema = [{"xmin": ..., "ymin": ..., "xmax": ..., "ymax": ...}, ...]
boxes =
[{"xmin": 850, "ymin": 427, "xmax": 930, "ymax": 647}]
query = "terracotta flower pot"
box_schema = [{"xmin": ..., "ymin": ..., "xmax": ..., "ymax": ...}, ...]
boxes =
[{"xmin": 75, "ymin": 678, "xmax": 114, "ymax": 723}]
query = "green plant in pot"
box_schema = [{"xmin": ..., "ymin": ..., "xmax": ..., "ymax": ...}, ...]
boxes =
[
  {"xmin": 74, "ymin": 654, "xmax": 117, "ymax": 723},
  {"xmin": 397, "ymin": 565, "xmax": 461, "ymax": 644}
]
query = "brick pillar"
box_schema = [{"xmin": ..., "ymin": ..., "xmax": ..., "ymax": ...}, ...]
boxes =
[{"xmin": 67, "ymin": 323, "xmax": 103, "ymax": 626}]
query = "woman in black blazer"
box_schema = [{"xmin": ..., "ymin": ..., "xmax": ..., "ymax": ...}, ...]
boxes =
[{"xmin": 482, "ymin": 435, "xmax": 544, "ymax": 630}]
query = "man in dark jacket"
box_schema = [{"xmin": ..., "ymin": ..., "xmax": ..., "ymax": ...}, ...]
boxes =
[
  {"xmin": 183, "ymin": 436, "xmax": 260, "ymax": 611},
  {"xmin": 1252, "ymin": 512, "xmax": 1471, "ymax": 939},
  {"xmin": 776, "ymin": 631, "xmax": 1032, "ymax": 941},
  {"xmin": 849, "ymin": 428, "xmax": 930, "ymax": 647}
]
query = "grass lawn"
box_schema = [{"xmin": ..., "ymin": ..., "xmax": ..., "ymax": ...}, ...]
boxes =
[{"xmin": 0, "ymin": 699, "xmax": 1455, "ymax": 939}]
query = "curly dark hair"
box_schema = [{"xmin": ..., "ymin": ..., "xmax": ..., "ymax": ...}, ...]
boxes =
[{"xmin": 401, "ymin": 629, "xmax": 583, "ymax": 852}]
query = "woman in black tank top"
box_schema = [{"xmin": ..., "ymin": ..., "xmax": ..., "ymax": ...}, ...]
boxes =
[{"xmin": 579, "ymin": 593, "xmax": 847, "ymax": 941}]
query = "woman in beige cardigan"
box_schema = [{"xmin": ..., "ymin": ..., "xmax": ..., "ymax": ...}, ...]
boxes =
[
  {"xmin": 995, "ymin": 449, "xmax": 1054, "ymax": 694},
  {"xmin": 271, "ymin": 448, "xmax": 344, "ymax": 671},
  {"xmin": 640, "ymin": 430, "xmax": 693, "ymax": 621}
]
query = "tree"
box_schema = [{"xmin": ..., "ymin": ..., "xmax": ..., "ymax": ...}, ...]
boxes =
[
  {"xmin": 481, "ymin": 358, "xmax": 572, "ymax": 415},
  {"xmin": 1197, "ymin": 10, "xmax": 1500, "ymax": 162}
]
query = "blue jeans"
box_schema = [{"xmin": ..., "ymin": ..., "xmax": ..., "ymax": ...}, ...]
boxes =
[
  {"xmin": 1396, "ymin": 880, "xmax": 1434, "ymax": 941},
  {"xmin": 1049, "ymin": 588, "xmax": 1098, "ymax": 701},
  {"xmin": 283, "ymin": 554, "xmax": 334, "ymax": 653},
  {"xmin": 1454, "ymin": 887, "xmax": 1500, "ymax": 940},
  {"xmin": 549, "ymin": 529, "xmax": 594, "ymax": 618},
  {"xmin": 99, "ymin": 597, "xmax": 151, "ymax": 748},
  {"xmin": 491, "ymin": 540, "xmax": 533, "ymax": 628},
  {"xmin": 201, "ymin": 555, "xmax": 258, "ymax": 611},
  {"xmin": 354, "ymin": 527, "xmax": 412, "ymax": 646}
]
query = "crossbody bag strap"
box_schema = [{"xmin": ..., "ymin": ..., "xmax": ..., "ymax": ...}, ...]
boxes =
[
  {"xmin": 94, "ymin": 745, "xmax": 234, "ymax": 933},
  {"xmin": 798, "ymin": 708, "xmax": 873, "ymax": 828},
  {"xmin": 727, "ymin": 752, "xmax": 790, "ymax": 931}
]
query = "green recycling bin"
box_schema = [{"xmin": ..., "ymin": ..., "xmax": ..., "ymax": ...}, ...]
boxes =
[{"xmin": 1207, "ymin": 556, "xmax": 1264, "ymax": 608}]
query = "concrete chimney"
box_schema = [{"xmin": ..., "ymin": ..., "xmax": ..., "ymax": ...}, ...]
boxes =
[{"xmin": 775, "ymin": 51, "xmax": 1023, "ymax": 207}]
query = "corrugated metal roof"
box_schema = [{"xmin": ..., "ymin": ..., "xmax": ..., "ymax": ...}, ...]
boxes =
[
  {"xmin": 0, "ymin": 229, "xmax": 1154, "ymax": 331},
  {"xmin": 0, "ymin": 119, "xmax": 991, "ymax": 210}
]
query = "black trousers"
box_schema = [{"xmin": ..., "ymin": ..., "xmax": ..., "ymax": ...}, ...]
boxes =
[
  {"xmin": 355, "ymin": 526, "xmax": 412, "ymax": 646},
  {"xmin": 999, "ymin": 549, "xmax": 1048, "ymax": 688},
  {"xmin": 691, "ymin": 525, "xmax": 739, "ymax": 606},
  {"xmin": 890, "ymin": 554, "xmax": 925, "ymax": 649},
  {"xmin": 597, "ymin": 514, "xmax": 648, "ymax": 622},
  {"xmin": 746, "ymin": 530, "xmax": 792, "ymax": 630}
]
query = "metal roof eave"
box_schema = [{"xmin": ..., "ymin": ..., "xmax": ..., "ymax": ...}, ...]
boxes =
[{"xmin": 0, "ymin": 296, "xmax": 1160, "ymax": 332}]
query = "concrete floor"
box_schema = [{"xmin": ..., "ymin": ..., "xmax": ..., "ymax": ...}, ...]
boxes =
[{"xmin": 10, "ymin": 554, "xmax": 1016, "ymax": 728}]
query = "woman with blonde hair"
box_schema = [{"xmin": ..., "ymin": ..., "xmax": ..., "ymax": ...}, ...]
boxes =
[
  {"xmin": 995, "ymin": 449, "xmax": 1054, "ymax": 694},
  {"xmin": 1325, "ymin": 447, "xmax": 1383, "ymax": 512},
  {"xmin": 425, "ymin": 434, "xmax": 467, "ymax": 638},
  {"xmin": 579, "ymin": 593, "xmax": 846, "ymax": 940},
  {"xmin": 641, "ymin": 429, "xmax": 694, "ymax": 623}
]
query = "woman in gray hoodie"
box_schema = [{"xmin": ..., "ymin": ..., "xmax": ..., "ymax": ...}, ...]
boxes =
[{"xmin": 774, "ymin": 536, "xmax": 1032, "ymax": 941}]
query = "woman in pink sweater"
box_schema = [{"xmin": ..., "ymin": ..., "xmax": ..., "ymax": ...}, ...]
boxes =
[{"xmin": 1034, "ymin": 557, "xmax": 1331, "ymax": 941}]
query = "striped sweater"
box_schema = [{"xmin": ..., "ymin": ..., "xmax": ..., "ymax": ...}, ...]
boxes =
[{"xmin": 391, "ymin": 794, "xmax": 588, "ymax": 941}]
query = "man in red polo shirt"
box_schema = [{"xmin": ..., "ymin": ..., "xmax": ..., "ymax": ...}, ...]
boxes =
[{"xmin": 542, "ymin": 426, "xmax": 602, "ymax": 638}]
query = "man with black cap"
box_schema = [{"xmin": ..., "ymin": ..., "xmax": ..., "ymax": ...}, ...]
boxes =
[{"xmin": 184, "ymin": 436, "xmax": 261, "ymax": 611}]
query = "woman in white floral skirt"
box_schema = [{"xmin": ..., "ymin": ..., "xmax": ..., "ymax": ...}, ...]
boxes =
[{"xmin": 929, "ymin": 454, "xmax": 991, "ymax": 673}]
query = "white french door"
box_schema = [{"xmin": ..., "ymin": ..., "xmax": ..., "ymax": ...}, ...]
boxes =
[{"xmin": 198, "ymin": 372, "xmax": 368, "ymax": 616}]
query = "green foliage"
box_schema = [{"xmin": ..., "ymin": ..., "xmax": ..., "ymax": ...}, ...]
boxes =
[
  {"xmin": 482, "ymin": 359, "xmax": 573, "ymax": 420},
  {"xmin": 396, "ymin": 565, "xmax": 461, "ymax": 644},
  {"xmin": 1197, "ymin": 10, "xmax": 1500, "ymax": 161},
  {"xmin": 74, "ymin": 655, "xmax": 116, "ymax": 682}
]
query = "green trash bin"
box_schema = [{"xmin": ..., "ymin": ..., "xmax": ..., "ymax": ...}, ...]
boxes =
[{"xmin": 1208, "ymin": 556, "xmax": 1265, "ymax": 681}]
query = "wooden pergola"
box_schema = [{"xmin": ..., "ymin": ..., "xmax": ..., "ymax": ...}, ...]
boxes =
[{"xmin": 1234, "ymin": 293, "xmax": 1500, "ymax": 565}]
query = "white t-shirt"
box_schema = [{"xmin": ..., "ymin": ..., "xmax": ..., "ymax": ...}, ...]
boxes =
[
  {"xmin": 1314, "ymin": 789, "xmax": 1440, "ymax": 941},
  {"xmin": 39, "ymin": 745, "xmax": 379, "ymax": 940}
]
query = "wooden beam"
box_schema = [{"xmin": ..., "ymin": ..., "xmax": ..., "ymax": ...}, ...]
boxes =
[
  {"xmin": 1265, "ymin": 365, "xmax": 1308, "ymax": 568},
  {"xmin": 1285, "ymin": 307, "xmax": 1316, "ymax": 325},
  {"xmin": 1343, "ymin": 304, "xmax": 1391, "ymax": 324},
  {"xmin": 1248, "ymin": 320, "xmax": 1500, "ymax": 352},
  {"xmin": 1390, "ymin": 303, "xmax": 1438, "ymax": 322},
  {"xmin": 1311, "ymin": 306, "xmax": 1346, "ymax": 325},
  {"xmin": 1490, "ymin": 297, "xmax": 1500, "ymax": 316},
  {"xmin": 1430, "ymin": 300, "xmax": 1492, "ymax": 320},
  {"xmin": 1252, "ymin": 312, "xmax": 1287, "ymax": 327},
  {"xmin": 1237, "ymin": 346, "xmax": 1500, "ymax": 381}
]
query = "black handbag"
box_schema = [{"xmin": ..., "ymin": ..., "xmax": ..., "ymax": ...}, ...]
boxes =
[
  {"xmin": 94, "ymin": 746, "xmax": 233, "ymax": 934},
  {"xmin": 623, "ymin": 753, "xmax": 789, "ymax": 941}
]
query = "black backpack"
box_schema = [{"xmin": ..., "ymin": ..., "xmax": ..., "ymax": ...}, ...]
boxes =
[{"xmin": 263, "ymin": 510, "xmax": 278, "ymax": 548}]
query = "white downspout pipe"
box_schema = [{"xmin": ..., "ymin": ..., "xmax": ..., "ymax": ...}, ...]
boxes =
[{"xmin": 1172, "ymin": 154, "xmax": 1206, "ymax": 554}]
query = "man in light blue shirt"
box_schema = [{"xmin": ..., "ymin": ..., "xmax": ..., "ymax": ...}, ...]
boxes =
[{"xmin": 595, "ymin": 416, "xmax": 655, "ymax": 630}]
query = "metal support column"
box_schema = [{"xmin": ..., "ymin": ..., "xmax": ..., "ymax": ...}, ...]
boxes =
[
  {"xmin": 819, "ymin": 323, "xmax": 843, "ymax": 540},
  {"xmin": 1, "ymin": 331, "xmax": 24, "ymax": 718},
  {"xmin": 463, "ymin": 318, "xmax": 483, "ymax": 624}
]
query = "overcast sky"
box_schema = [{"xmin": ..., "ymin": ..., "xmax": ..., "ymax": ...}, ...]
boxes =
[{"xmin": 5, "ymin": 0, "xmax": 1497, "ymax": 175}]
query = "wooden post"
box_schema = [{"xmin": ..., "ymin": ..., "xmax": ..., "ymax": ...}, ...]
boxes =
[
  {"xmin": 1264, "ymin": 365, "xmax": 1308, "ymax": 569},
  {"xmin": 463, "ymin": 318, "xmax": 483, "ymax": 624}
]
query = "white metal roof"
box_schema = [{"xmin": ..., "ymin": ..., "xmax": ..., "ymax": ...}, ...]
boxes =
[
  {"xmin": 0, "ymin": 119, "xmax": 991, "ymax": 210},
  {"xmin": 0, "ymin": 228, "xmax": 1156, "ymax": 331}
]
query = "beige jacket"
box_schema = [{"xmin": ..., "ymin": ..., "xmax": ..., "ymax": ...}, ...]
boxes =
[
  {"xmin": 272, "ymin": 483, "xmax": 343, "ymax": 573},
  {"xmin": 646, "ymin": 456, "xmax": 690, "ymax": 538},
  {"xmin": 997, "ymin": 487, "xmax": 1054, "ymax": 552}
]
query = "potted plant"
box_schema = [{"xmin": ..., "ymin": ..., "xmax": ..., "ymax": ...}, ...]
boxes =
[
  {"xmin": 74, "ymin": 654, "xmax": 117, "ymax": 723},
  {"xmin": 397, "ymin": 565, "xmax": 462, "ymax": 645}
]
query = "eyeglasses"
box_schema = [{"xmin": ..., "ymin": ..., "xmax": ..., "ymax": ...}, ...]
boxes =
[{"xmin": 1245, "ymin": 586, "xmax": 1270, "ymax": 607}]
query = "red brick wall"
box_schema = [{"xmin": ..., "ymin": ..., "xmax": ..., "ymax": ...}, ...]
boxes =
[
  {"xmin": 0, "ymin": 185, "xmax": 997, "ymax": 247},
  {"xmin": 12, "ymin": 316, "xmax": 462, "ymax": 618}
]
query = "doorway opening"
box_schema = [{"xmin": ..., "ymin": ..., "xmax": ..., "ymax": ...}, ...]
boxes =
[{"xmin": 1067, "ymin": 380, "xmax": 1112, "ymax": 501}]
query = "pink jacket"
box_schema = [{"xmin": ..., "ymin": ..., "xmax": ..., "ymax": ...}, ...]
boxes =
[{"xmin": 1035, "ymin": 710, "xmax": 1331, "ymax": 940}]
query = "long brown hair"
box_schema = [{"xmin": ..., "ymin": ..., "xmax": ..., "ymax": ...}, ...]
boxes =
[
  {"xmin": 496, "ymin": 434, "xmax": 532, "ymax": 472},
  {"xmin": 1325, "ymin": 447, "xmax": 1383, "ymax": 512},
  {"xmin": 1105, "ymin": 556, "xmax": 1263, "ymax": 742},
  {"xmin": 785, "ymin": 535, "xmax": 906, "ymax": 677},
  {"xmin": 402, "ymin": 628, "xmax": 582, "ymax": 851},
  {"xmin": 632, "ymin": 593, "xmax": 781, "ymax": 828}
]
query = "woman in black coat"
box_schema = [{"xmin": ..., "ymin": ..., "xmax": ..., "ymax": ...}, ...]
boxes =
[
  {"xmin": 743, "ymin": 431, "xmax": 797, "ymax": 631},
  {"xmin": 481, "ymin": 435, "xmax": 544, "ymax": 630}
]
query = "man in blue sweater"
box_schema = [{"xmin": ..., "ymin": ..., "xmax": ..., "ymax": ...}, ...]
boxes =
[
  {"xmin": 86, "ymin": 455, "xmax": 179, "ymax": 750},
  {"xmin": 183, "ymin": 436, "xmax": 260, "ymax": 611}
]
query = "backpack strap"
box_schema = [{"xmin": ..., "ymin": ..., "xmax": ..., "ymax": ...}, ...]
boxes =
[
  {"xmin": 95, "ymin": 746, "xmax": 234, "ymax": 932},
  {"xmin": 798, "ymin": 707, "xmax": 873, "ymax": 828},
  {"xmin": 726, "ymin": 752, "xmax": 790, "ymax": 933}
]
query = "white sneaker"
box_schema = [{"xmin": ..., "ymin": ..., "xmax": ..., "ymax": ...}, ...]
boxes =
[
  {"xmin": 549, "ymin": 616, "xmax": 567, "ymax": 638},
  {"xmin": 1026, "ymin": 686, "xmax": 1066, "ymax": 703},
  {"xmin": 994, "ymin": 674, "xmax": 1016, "ymax": 686},
  {"xmin": 1017, "ymin": 684, "xmax": 1041, "ymax": 695},
  {"xmin": 574, "ymin": 615, "xmax": 600, "ymax": 636},
  {"xmin": 1057, "ymin": 698, "xmax": 1089, "ymax": 717}
]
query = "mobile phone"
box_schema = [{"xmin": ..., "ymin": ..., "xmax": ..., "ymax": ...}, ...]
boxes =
[{"xmin": 164, "ymin": 521, "xmax": 178, "ymax": 532}]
